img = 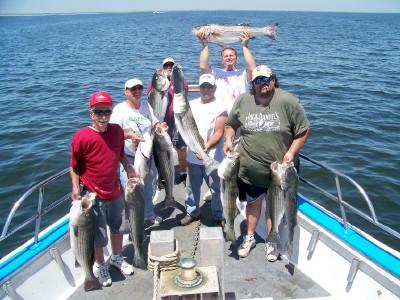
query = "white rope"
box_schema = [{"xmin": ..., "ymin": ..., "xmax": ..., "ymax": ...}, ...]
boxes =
[{"xmin": 148, "ymin": 240, "xmax": 180, "ymax": 300}]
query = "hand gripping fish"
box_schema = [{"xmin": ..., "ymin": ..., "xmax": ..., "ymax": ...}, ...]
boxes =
[
  {"xmin": 266, "ymin": 161, "xmax": 298, "ymax": 257},
  {"xmin": 69, "ymin": 192, "xmax": 101, "ymax": 291},
  {"xmin": 172, "ymin": 64, "xmax": 220, "ymax": 175},
  {"xmin": 125, "ymin": 177, "xmax": 147, "ymax": 269},
  {"xmin": 192, "ymin": 22, "xmax": 278, "ymax": 46}
]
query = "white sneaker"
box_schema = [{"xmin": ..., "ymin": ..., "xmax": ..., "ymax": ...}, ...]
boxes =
[
  {"xmin": 202, "ymin": 189, "xmax": 212, "ymax": 201},
  {"xmin": 265, "ymin": 242, "xmax": 279, "ymax": 262},
  {"xmin": 109, "ymin": 255, "xmax": 134, "ymax": 276},
  {"xmin": 237, "ymin": 235, "xmax": 256, "ymax": 258},
  {"xmin": 93, "ymin": 262, "xmax": 112, "ymax": 287}
]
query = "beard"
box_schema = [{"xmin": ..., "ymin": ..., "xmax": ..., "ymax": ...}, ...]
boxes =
[{"xmin": 255, "ymin": 84, "xmax": 274, "ymax": 105}]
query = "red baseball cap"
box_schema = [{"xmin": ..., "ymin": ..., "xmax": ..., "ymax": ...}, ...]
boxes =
[{"xmin": 89, "ymin": 91, "xmax": 113, "ymax": 107}]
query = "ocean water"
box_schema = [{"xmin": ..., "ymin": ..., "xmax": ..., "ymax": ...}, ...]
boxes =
[{"xmin": 0, "ymin": 11, "xmax": 399, "ymax": 257}]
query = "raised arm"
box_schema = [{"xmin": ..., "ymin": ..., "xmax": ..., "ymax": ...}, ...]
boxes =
[
  {"xmin": 240, "ymin": 31, "xmax": 256, "ymax": 81},
  {"xmin": 196, "ymin": 32, "xmax": 212, "ymax": 74}
]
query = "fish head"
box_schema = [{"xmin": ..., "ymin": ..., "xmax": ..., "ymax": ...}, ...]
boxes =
[
  {"xmin": 218, "ymin": 151, "xmax": 240, "ymax": 180},
  {"xmin": 152, "ymin": 69, "xmax": 169, "ymax": 91},
  {"xmin": 70, "ymin": 192, "xmax": 96, "ymax": 228},
  {"xmin": 153, "ymin": 129, "xmax": 172, "ymax": 151},
  {"xmin": 172, "ymin": 93, "xmax": 187, "ymax": 114},
  {"xmin": 125, "ymin": 177, "xmax": 143, "ymax": 194}
]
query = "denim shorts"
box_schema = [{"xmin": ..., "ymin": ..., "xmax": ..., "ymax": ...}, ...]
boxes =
[
  {"xmin": 91, "ymin": 194, "xmax": 125, "ymax": 248},
  {"xmin": 237, "ymin": 178, "xmax": 267, "ymax": 203}
]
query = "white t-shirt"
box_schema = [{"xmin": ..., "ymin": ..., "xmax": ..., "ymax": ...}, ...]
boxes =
[
  {"xmin": 110, "ymin": 100, "xmax": 158, "ymax": 157},
  {"xmin": 186, "ymin": 97, "xmax": 227, "ymax": 165},
  {"xmin": 212, "ymin": 67, "xmax": 249, "ymax": 113}
]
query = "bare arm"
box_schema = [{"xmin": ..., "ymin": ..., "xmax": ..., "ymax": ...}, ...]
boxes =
[
  {"xmin": 283, "ymin": 128, "xmax": 311, "ymax": 163},
  {"xmin": 204, "ymin": 113, "xmax": 228, "ymax": 152},
  {"xmin": 70, "ymin": 167, "xmax": 81, "ymax": 201},
  {"xmin": 223, "ymin": 126, "xmax": 237, "ymax": 155},
  {"xmin": 240, "ymin": 32, "xmax": 256, "ymax": 81},
  {"xmin": 120, "ymin": 155, "xmax": 137, "ymax": 179},
  {"xmin": 197, "ymin": 32, "xmax": 212, "ymax": 74}
]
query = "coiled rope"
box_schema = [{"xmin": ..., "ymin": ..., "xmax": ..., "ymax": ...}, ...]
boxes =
[{"xmin": 148, "ymin": 240, "xmax": 180, "ymax": 300}]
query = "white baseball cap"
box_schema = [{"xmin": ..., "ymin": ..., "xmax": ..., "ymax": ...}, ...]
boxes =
[
  {"xmin": 251, "ymin": 65, "xmax": 273, "ymax": 81},
  {"xmin": 125, "ymin": 78, "xmax": 143, "ymax": 89},
  {"xmin": 162, "ymin": 57, "xmax": 175, "ymax": 66},
  {"xmin": 199, "ymin": 73, "xmax": 216, "ymax": 86}
]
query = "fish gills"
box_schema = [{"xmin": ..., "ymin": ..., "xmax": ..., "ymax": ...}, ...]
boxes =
[
  {"xmin": 70, "ymin": 193, "xmax": 100, "ymax": 291},
  {"xmin": 125, "ymin": 177, "xmax": 147, "ymax": 269}
]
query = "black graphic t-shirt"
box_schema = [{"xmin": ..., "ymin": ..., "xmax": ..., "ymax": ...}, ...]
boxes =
[{"xmin": 226, "ymin": 88, "xmax": 310, "ymax": 188}]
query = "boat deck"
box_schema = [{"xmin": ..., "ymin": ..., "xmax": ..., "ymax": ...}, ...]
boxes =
[{"xmin": 68, "ymin": 182, "xmax": 329, "ymax": 300}]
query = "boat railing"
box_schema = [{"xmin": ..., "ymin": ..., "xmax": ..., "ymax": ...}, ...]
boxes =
[
  {"xmin": 299, "ymin": 153, "xmax": 400, "ymax": 240},
  {"xmin": 0, "ymin": 167, "xmax": 70, "ymax": 244}
]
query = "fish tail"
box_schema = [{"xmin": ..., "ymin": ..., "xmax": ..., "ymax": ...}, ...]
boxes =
[{"xmin": 84, "ymin": 278, "xmax": 101, "ymax": 292}]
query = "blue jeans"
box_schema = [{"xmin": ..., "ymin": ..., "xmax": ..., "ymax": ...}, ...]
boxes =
[
  {"xmin": 185, "ymin": 163, "xmax": 223, "ymax": 220},
  {"xmin": 120, "ymin": 156, "xmax": 157, "ymax": 219}
]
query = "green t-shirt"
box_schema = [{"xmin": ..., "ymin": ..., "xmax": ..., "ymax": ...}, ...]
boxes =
[{"xmin": 226, "ymin": 88, "xmax": 310, "ymax": 188}]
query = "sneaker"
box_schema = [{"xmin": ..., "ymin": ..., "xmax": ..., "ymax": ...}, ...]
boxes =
[
  {"xmin": 180, "ymin": 214, "xmax": 200, "ymax": 226},
  {"xmin": 109, "ymin": 255, "xmax": 134, "ymax": 276},
  {"xmin": 265, "ymin": 242, "xmax": 279, "ymax": 262},
  {"xmin": 237, "ymin": 235, "xmax": 256, "ymax": 258},
  {"xmin": 202, "ymin": 189, "xmax": 212, "ymax": 201},
  {"xmin": 145, "ymin": 216, "xmax": 163, "ymax": 227},
  {"xmin": 154, "ymin": 216, "xmax": 163, "ymax": 226},
  {"xmin": 93, "ymin": 261, "xmax": 112, "ymax": 287}
]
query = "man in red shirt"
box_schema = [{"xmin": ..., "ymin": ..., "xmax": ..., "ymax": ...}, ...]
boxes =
[{"xmin": 70, "ymin": 91, "xmax": 136, "ymax": 287}]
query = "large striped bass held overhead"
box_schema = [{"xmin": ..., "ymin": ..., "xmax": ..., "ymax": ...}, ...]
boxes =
[{"xmin": 192, "ymin": 22, "xmax": 278, "ymax": 45}]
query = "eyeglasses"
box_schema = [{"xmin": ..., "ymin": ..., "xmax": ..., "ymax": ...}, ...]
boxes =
[
  {"xmin": 129, "ymin": 86, "xmax": 143, "ymax": 91},
  {"xmin": 163, "ymin": 62, "xmax": 174, "ymax": 68},
  {"xmin": 253, "ymin": 76, "xmax": 271, "ymax": 85},
  {"xmin": 92, "ymin": 109, "xmax": 112, "ymax": 116},
  {"xmin": 200, "ymin": 84, "xmax": 214, "ymax": 89}
]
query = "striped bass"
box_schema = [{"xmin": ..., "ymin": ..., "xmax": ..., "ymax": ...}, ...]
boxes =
[
  {"xmin": 69, "ymin": 192, "xmax": 100, "ymax": 291},
  {"xmin": 192, "ymin": 22, "xmax": 278, "ymax": 45},
  {"xmin": 172, "ymin": 64, "xmax": 219, "ymax": 175},
  {"xmin": 153, "ymin": 127, "xmax": 177, "ymax": 210},
  {"xmin": 219, "ymin": 151, "xmax": 240, "ymax": 242},
  {"xmin": 266, "ymin": 161, "xmax": 298, "ymax": 257},
  {"xmin": 125, "ymin": 177, "xmax": 147, "ymax": 269},
  {"xmin": 148, "ymin": 69, "xmax": 169, "ymax": 121}
]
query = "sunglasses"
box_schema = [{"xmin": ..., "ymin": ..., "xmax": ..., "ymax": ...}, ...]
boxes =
[
  {"xmin": 163, "ymin": 62, "xmax": 174, "ymax": 68},
  {"xmin": 200, "ymin": 83, "xmax": 214, "ymax": 89},
  {"xmin": 129, "ymin": 86, "xmax": 143, "ymax": 91},
  {"xmin": 92, "ymin": 109, "xmax": 112, "ymax": 116},
  {"xmin": 253, "ymin": 76, "xmax": 271, "ymax": 85}
]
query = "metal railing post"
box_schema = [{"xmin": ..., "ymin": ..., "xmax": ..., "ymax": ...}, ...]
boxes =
[{"xmin": 34, "ymin": 186, "xmax": 45, "ymax": 244}]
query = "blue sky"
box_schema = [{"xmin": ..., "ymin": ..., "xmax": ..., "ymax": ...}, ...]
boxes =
[{"xmin": 1, "ymin": 0, "xmax": 399, "ymax": 14}]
